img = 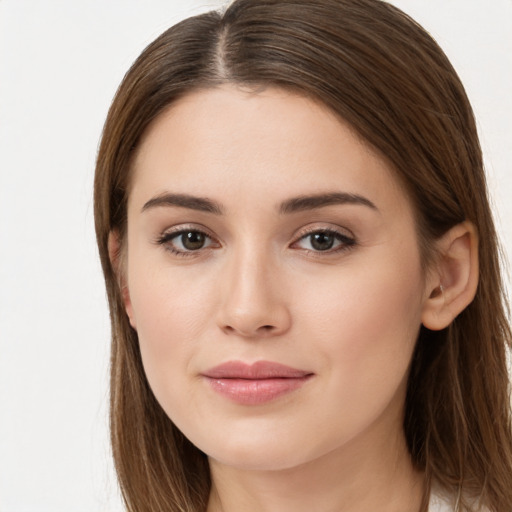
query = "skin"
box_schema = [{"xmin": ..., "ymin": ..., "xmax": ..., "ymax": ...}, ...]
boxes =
[{"xmin": 120, "ymin": 85, "xmax": 454, "ymax": 512}]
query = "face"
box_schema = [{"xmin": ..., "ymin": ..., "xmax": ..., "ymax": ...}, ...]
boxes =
[{"xmin": 123, "ymin": 85, "xmax": 431, "ymax": 471}]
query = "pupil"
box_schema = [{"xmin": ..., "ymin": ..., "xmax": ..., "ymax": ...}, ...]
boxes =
[
  {"xmin": 311, "ymin": 232, "xmax": 334, "ymax": 251},
  {"xmin": 182, "ymin": 231, "xmax": 205, "ymax": 250}
]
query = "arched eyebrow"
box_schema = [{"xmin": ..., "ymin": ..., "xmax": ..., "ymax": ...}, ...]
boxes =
[
  {"xmin": 141, "ymin": 191, "xmax": 377, "ymax": 215},
  {"xmin": 279, "ymin": 192, "xmax": 377, "ymax": 214}
]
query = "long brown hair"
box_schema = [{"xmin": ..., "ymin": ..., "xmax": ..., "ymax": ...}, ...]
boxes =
[{"xmin": 94, "ymin": 1, "xmax": 512, "ymax": 510}]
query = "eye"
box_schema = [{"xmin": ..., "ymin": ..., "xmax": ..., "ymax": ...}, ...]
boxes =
[
  {"xmin": 293, "ymin": 229, "xmax": 355, "ymax": 253},
  {"xmin": 157, "ymin": 228, "xmax": 217, "ymax": 255}
]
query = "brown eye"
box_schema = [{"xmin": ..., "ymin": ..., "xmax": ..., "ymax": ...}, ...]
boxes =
[
  {"xmin": 310, "ymin": 232, "xmax": 336, "ymax": 251},
  {"xmin": 294, "ymin": 229, "xmax": 355, "ymax": 253},
  {"xmin": 180, "ymin": 231, "xmax": 206, "ymax": 250},
  {"xmin": 158, "ymin": 229, "xmax": 216, "ymax": 255}
]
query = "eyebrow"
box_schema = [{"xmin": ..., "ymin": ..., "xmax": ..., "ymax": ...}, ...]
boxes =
[
  {"xmin": 278, "ymin": 192, "xmax": 377, "ymax": 214},
  {"xmin": 141, "ymin": 191, "xmax": 377, "ymax": 215},
  {"xmin": 141, "ymin": 193, "xmax": 223, "ymax": 214}
]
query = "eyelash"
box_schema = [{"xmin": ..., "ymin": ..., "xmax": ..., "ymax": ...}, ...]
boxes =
[
  {"xmin": 155, "ymin": 226, "xmax": 217, "ymax": 258},
  {"xmin": 292, "ymin": 227, "xmax": 356, "ymax": 256},
  {"xmin": 155, "ymin": 226, "xmax": 356, "ymax": 258}
]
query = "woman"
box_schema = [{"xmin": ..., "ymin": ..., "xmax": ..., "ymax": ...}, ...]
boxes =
[{"xmin": 94, "ymin": 0, "xmax": 512, "ymax": 510}]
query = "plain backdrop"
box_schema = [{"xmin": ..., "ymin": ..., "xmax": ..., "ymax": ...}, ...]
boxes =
[{"xmin": 0, "ymin": 1, "xmax": 511, "ymax": 511}]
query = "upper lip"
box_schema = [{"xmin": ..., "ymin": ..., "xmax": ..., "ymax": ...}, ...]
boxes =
[{"xmin": 202, "ymin": 360, "xmax": 313, "ymax": 379}]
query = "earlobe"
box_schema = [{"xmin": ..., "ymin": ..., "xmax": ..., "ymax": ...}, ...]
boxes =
[
  {"xmin": 421, "ymin": 221, "xmax": 479, "ymax": 331},
  {"xmin": 108, "ymin": 230, "xmax": 137, "ymax": 330}
]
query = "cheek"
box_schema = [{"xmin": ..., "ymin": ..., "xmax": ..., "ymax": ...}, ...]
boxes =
[
  {"xmin": 295, "ymin": 253, "xmax": 424, "ymax": 391},
  {"xmin": 273, "ymin": 255, "xmax": 425, "ymax": 454},
  {"xmin": 126, "ymin": 259, "xmax": 217, "ymax": 395}
]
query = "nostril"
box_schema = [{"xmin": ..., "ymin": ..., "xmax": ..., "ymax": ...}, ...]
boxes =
[
  {"xmin": 256, "ymin": 325, "xmax": 276, "ymax": 334},
  {"xmin": 221, "ymin": 323, "xmax": 277, "ymax": 336}
]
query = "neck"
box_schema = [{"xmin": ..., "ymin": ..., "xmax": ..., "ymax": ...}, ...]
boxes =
[{"xmin": 207, "ymin": 421, "xmax": 424, "ymax": 512}]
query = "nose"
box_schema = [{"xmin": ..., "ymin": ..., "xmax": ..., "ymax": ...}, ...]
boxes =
[{"xmin": 216, "ymin": 248, "xmax": 292, "ymax": 339}]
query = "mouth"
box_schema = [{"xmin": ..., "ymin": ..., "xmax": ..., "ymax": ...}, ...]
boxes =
[{"xmin": 201, "ymin": 360, "xmax": 314, "ymax": 405}]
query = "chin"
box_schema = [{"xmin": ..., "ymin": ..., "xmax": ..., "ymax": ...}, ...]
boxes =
[
  {"xmin": 207, "ymin": 446, "xmax": 310, "ymax": 472},
  {"xmin": 192, "ymin": 425, "xmax": 335, "ymax": 473}
]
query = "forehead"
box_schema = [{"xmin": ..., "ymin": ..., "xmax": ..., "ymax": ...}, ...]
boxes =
[{"xmin": 129, "ymin": 85, "xmax": 410, "ymax": 217}]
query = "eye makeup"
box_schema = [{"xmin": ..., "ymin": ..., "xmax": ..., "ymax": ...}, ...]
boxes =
[
  {"xmin": 154, "ymin": 224, "xmax": 220, "ymax": 258},
  {"xmin": 291, "ymin": 227, "xmax": 356, "ymax": 255},
  {"xmin": 154, "ymin": 222, "xmax": 357, "ymax": 259}
]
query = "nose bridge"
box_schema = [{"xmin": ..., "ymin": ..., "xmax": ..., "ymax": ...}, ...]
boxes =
[{"xmin": 217, "ymin": 238, "xmax": 290, "ymax": 337}]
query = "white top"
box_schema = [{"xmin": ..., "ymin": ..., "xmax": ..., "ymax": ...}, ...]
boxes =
[
  {"xmin": 429, "ymin": 490, "xmax": 488, "ymax": 512},
  {"xmin": 429, "ymin": 491, "xmax": 454, "ymax": 512}
]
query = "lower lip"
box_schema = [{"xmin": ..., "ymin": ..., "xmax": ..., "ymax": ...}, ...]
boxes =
[{"xmin": 204, "ymin": 376, "xmax": 312, "ymax": 405}]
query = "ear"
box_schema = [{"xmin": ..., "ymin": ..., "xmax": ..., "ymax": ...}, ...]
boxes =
[
  {"xmin": 421, "ymin": 221, "xmax": 479, "ymax": 331},
  {"xmin": 108, "ymin": 230, "xmax": 137, "ymax": 330}
]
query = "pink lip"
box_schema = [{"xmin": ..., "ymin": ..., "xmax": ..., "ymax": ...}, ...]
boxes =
[{"xmin": 201, "ymin": 361, "xmax": 313, "ymax": 405}]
